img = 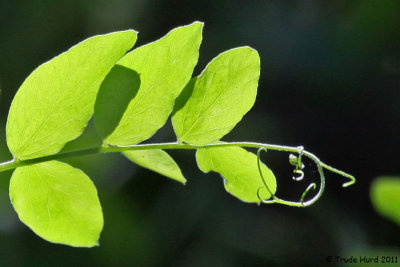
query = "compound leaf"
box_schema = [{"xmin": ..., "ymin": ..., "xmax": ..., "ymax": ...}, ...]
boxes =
[
  {"xmin": 172, "ymin": 47, "xmax": 260, "ymax": 145},
  {"xmin": 100, "ymin": 21, "xmax": 203, "ymax": 145},
  {"xmin": 9, "ymin": 161, "xmax": 103, "ymax": 247},
  {"xmin": 370, "ymin": 176, "xmax": 400, "ymax": 225},
  {"xmin": 123, "ymin": 150, "xmax": 186, "ymax": 184},
  {"xmin": 196, "ymin": 146, "xmax": 276, "ymax": 203},
  {"xmin": 7, "ymin": 30, "xmax": 137, "ymax": 160}
]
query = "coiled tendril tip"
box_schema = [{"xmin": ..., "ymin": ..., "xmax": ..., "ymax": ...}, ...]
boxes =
[{"xmin": 256, "ymin": 145, "xmax": 355, "ymax": 207}]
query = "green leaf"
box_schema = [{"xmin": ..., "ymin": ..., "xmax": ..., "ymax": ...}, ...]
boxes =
[
  {"xmin": 7, "ymin": 30, "xmax": 137, "ymax": 160},
  {"xmin": 9, "ymin": 161, "xmax": 103, "ymax": 247},
  {"xmin": 370, "ymin": 176, "xmax": 400, "ymax": 225},
  {"xmin": 172, "ymin": 47, "xmax": 260, "ymax": 145},
  {"xmin": 99, "ymin": 21, "xmax": 203, "ymax": 145},
  {"xmin": 123, "ymin": 150, "xmax": 186, "ymax": 184},
  {"xmin": 196, "ymin": 146, "xmax": 276, "ymax": 203}
]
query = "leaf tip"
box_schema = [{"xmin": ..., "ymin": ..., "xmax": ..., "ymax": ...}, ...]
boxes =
[
  {"xmin": 124, "ymin": 29, "xmax": 139, "ymax": 41},
  {"xmin": 121, "ymin": 28, "xmax": 138, "ymax": 34},
  {"xmin": 172, "ymin": 173, "xmax": 187, "ymax": 185},
  {"xmin": 185, "ymin": 21, "xmax": 204, "ymax": 33},
  {"xmin": 193, "ymin": 21, "xmax": 204, "ymax": 27}
]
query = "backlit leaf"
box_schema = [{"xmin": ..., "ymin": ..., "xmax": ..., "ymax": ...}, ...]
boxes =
[
  {"xmin": 196, "ymin": 146, "xmax": 276, "ymax": 203},
  {"xmin": 9, "ymin": 161, "xmax": 103, "ymax": 247},
  {"xmin": 172, "ymin": 47, "xmax": 260, "ymax": 145},
  {"xmin": 7, "ymin": 30, "xmax": 137, "ymax": 160},
  {"xmin": 123, "ymin": 150, "xmax": 186, "ymax": 184},
  {"xmin": 100, "ymin": 21, "xmax": 203, "ymax": 145}
]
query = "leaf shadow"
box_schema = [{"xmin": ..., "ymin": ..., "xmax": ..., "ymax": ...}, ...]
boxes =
[
  {"xmin": 172, "ymin": 77, "xmax": 196, "ymax": 116},
  {"xmin": 94, "ymin": 65, "xmax": 141, "ymax": 139}
]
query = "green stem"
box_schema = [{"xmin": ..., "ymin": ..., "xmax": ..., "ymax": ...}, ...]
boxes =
[{"xmin": 0, "ymin": 141, "xmax": 356, "ymax": 188}]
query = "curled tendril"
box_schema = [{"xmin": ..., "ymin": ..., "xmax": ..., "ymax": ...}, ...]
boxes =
[
  {"xmin": 289, "ymin": 146, "xmax": 305, "ymax": 181},
  {"xmin": 292, "ymin": 169, "xmax": 304, "ymax": 181},
  {"xmin": 256, "ymin": 145, "xmax": 355, "ymax": 207},
  {"xmin": 300, "ymin": 183, "xmax": 316, "ymax": 206}
]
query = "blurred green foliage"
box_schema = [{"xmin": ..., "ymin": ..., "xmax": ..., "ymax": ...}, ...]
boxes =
[
  {"xmin": 371, "ymin": 177, "xmax": 400, "ymax": 226},
  {"xmin": 0, "ymin": 0, "xmax": 399, "ymax": 266}
]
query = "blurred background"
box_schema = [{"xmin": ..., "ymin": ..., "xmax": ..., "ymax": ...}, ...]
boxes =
[{"xmin": 0, "ymin": 0, "xmax": 399, "ymax": 266}]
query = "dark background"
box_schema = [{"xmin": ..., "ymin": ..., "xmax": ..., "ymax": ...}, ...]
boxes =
[{"xmin": 0, "ymin": 0, "xmax": 399, "ymax": 266}]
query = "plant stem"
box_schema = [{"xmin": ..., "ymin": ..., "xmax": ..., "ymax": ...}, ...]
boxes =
[{"xmin": 0, "ymin": 141, "xmax": 355, "ymax": 187}]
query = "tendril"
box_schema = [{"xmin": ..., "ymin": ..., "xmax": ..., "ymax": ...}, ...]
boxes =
[
  {"xmin": 256, "ymin": 147, "xmax": 277, "ymax": 201},
  {"xmin": 300, "ymin": 183, "xmax": 316, "ymax": 206},
  {"xmin": 256, "ymin": 145, "xmax": 354, "ymax": 207},
  {"xmin": 292, "ymin": 169, "xmax": 304, "ymax": 181}
]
